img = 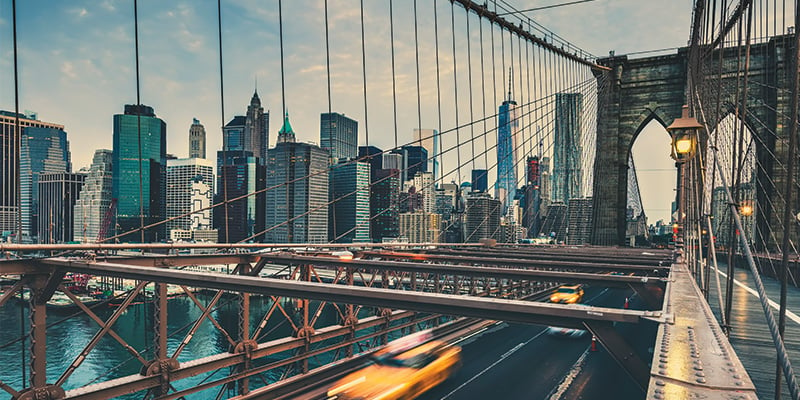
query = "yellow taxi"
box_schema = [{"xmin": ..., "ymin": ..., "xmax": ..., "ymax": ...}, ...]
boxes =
[
  {"xmin": 327, "ymin": 332, "xmax": 461, "ymax": 400},
  {"xmin": 549, "ymin": 284, "xmax": 584, "ymax": 304}
]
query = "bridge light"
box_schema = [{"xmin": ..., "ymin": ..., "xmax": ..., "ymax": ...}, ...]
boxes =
[
  {"xmin": 667, "ymin": 105, "xmax": 703, "ymax": 163},
  {"xmin": 739, "ymin": 202, "xmax": 754, "ymax": 217}
]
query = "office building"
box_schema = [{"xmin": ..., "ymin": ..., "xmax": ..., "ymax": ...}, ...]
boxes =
[
  {"xmin": 321, "ymin": 112, "xmax": 358, "ymax": 161},
  {"xmin": 0, "ymin": 111, "xmax": 65, "ymax": 239},
  {"xmin": 329, "ymin": 160, "xmax": 371, "ymax": 243},
  {"xmin": 371, "ymin": 168, "xmax": 400, "ymax": 242},
  {"xmin": 471, "ymin": 169, "xmax": 488, "ymax": 193},
  {"xmin": 265, "ymin": 113, "xmax": 329, "ymax": 243},
  {"xmin": 189, "ymin": 118, "xmax": 206, "ymax": 159},
  {"xmin": 38, "ymin": 172, "xmax": 85, "ymax": 244},
  {"xmin": 413, "ymin": 128, "xmax": 439, "ymax": 183},
  {"xmin": 496, "ymin": 84, "xmax": 519, "ymax": 214},
  {"xmin": 553, "ymin": 93, "xmax": 583, "ymax": 203},
  {"xmin": 167, "ymin": 158, "xmax": 216, "ymax": 242},
  {"xmin": 566, "ymin": 197, "xmax": 592, "ymax": 245},
  {"xmin": 20, "ymin": 126, "xmax": 71, "ymax": 242},
  {"xmin": 112, "ymin": 104, "xmax": 167, "ymax": 242},
  {"xmin": 522, "ymin": 156, "xmax": 542, "ymax": 236},
  {"xmin": 359, "ymin": 145, "xmax": 383, "ymax": 170},
  {"xmin": 246, "ymin": 91, "xmax": 269, "ymax": 161},
  {"xmin": 465, "ymin": 192, "xmax": 501, "ymax": 242},
  {"xmin": 399, "ymin": 211, "xmax": 440, "ymax": 243},
  {"xmin": 541, "ymin": 202, "xmax": 568, "ymax": 242},
  {"xmin": 383, "ymin": 152, "xmax": 403, "ymax": 170},
  {"xmin": 215, "ymin": 150, "xmax": 265, "ymax": 243},
  {"xmin": 73, "ymin": 149, "xmax": 113, "ymax": 243}
]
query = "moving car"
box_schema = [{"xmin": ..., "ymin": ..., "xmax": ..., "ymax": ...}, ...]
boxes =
[
  {"xmin": 327, "ymin": 332, "xmax": 461, "ymax": 400},
  {"xmin": 549, "ymin": 284, "xmax": 584, "ymax": 304},
  {"xmin": 546, "ymin": 326, "xmax": 588, "ymax": 338}
]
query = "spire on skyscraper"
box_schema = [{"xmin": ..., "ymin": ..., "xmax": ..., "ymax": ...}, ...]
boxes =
[
  {"xmin": 278, "ymin": 112, "xmax": 296, "ymax": 143},
  {"xmin": 507, "ymin": 67, "xmax": 513, "ymax": 102}
]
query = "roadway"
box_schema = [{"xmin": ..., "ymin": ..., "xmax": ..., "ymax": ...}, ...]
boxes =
[{"xmin": 418, "ymin": 286, "xmax": 653, "ymax": 400}]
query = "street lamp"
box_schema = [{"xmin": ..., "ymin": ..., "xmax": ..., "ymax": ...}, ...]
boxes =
[{"xmin": 667, "ymin": 105, "xmax": 703, "ymax": 163}]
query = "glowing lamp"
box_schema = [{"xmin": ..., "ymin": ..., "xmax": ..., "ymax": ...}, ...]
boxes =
[{"xmin": 666, "ymin": 105, "xmax": 703, "ymax": 163}]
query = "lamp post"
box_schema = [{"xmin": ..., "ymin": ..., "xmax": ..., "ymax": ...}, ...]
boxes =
[{"xmin": 667, "ymin": 105, "xmax": 703, "ymax": 256}]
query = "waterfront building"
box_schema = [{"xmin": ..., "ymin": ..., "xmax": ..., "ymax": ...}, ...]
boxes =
[
  {"xmin": 112, "ymin": 104, "xmax": 167, "ymax": 242},
  {"xmin": 73, "ymin": 149, "xmax": 113, "ymax": 243},
  {"xmin": 553, "ymin": 93, "xmax": 583, "ymax": 203},
  {"xmin": 265, "ymin": 113, "xmax": 329, "ymax": 244},
  {"xmin": 189, "ymin": 118, "xmax": 206, "ymax": 159},
  {"xmin": 329, "ymin": 160, "xmax": 370, "ymax": 243},
  {"xmin": 0, "ymin": 111, "xmax": 66, "ymax": 240},
  {"xmin": 321, "ymin": 112, "xmax": 358, "ymax": 161},
  {"xmin": 215, "ymin": 150, "xmax": 265, "ymax": 243},
  {"xmin": 38, "ymin": 172, "xmax": 85, "ymax": 243},
  {"xmin": 167, "ymin": 158, "xmax": 216, "ymax": 242}
]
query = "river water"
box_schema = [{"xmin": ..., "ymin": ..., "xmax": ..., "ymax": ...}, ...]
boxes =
[{"xmin": 0, "ymin": 291, "xmax": 371, "ymax": 399}]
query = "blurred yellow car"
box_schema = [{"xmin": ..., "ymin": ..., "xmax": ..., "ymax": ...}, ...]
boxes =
[
  {"xmin": 549, "ymin": 284, "xmax": 584, "ymax": 304},
  {"xmin": 327, "ymin": 332, "xmax": 461, "ymax": 400}
]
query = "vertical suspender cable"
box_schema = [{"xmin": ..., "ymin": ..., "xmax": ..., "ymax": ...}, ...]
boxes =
[
  {"xmin": 278, "ymin": 0, "xmax": 286, "ymax": 121},
  {"xmin": 360, "ymin": 0, "xmax": 370, "ymax": 147},
  {"xmin": 466, "ymin": 8, "xmax": 476, "ymax": 171},
  {"xmin": 451, "ymin": 1, "xmax": 462, "ymax": 184},
  {"xmin": 776, "ymin": 1, "xmax": 800, "ymax": 397},
  {"xmin": 479, "ymin": 15, "xmax": 489, "ymax": 170},
  {"xmin": 413, "ymin": 0, "xmax": 422, "ymax": 134},
  {"xmin": 11, "ymin": 0, "xmax": 26, "ymax": 384},
  {"xmin": 434, "ymin": 0, "xmax": 444, "ymax": 181},
  {"xmin": 324, "ymin": 0, "xmax": 332, "ymax": 117},
  {"xmin": 134, "ymin": 0, "xmax": 144, "ymax": 244},
  {"xmin": 217, "ymin": 0, "xmax": 230, "ymax": 243},
  {"xmin": 389, "ymin": 0, "xmax": 399, "ymax": 149}
]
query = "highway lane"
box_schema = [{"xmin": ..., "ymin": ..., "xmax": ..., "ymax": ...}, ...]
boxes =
[{"xmin": 418, "ymin": 287, "xmax": 649, "ymax": 400}]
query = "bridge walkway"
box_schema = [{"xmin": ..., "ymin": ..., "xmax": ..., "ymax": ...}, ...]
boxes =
[{"xmin": 707, "ymin": 264, "xmax": 800, "ymax": 399}]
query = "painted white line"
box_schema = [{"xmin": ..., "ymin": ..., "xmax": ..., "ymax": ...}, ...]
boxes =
[
  {"xmin": 713, "ymin": 267, "xmax": 800, "ymax": 326},
  {"xmin": 439, "ymin": 328, "xmax": 548, "ymax": 399},
  {"xmin": 547, "ymin": 348, "xmax": 590, "ymax": 400}
]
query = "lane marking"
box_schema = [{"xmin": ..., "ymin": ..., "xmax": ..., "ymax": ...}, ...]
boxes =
[
  {"xmin": 546, "ymin": 348, "xmax": 590, "ymax": 400},
  {"xmin": 439, "ymin": 328, "xmax": 547, "ymax": 399},
  {"xmin": 712, "ymin": 267, "xmax": 800, "ymax": 326}
]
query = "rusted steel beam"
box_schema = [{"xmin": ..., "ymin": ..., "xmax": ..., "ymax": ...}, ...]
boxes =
[
  {"xmin": 97, "ymin": 253, "xmax": 256, "ymax": 267},
  {"xmin": 26, "ymin": 275, "xmax": 48, "ymax": 389},
  {"xmin": 360, "ymin": 251, "xmax": 669, "ymax": 273},
  {"xmin": 0, "ymin": 278, "xmax": 26, "ymax": 307},
  {"xmin": 0, "ymin": 260, "xmax": 42, "ymax": 275},
  {"xmin": 41, "ymin": 259, "xmax": 659, "ymax": 327},
  {"xmin": 421, "ymin": 248, "xmax": 672, "ymax": 266},
  {"xmin": 260, "ymin": 253, "xmax": 668, "ymax": 289},
  {"xmin": 0, "ymin": 242, "xmax": 486, "ymax": 252}
]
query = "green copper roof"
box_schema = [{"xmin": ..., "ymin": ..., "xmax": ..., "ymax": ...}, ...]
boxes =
[{"xmin": 279, "ymin": 112, "xmax": 295, "ymax": 136}]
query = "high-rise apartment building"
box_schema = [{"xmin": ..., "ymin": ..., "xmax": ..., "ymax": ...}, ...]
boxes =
[
  {"xmin": 329, "ymin": 160, "xmax": 370, "ymax": 243},
  {"xmin": 553, "ymin": 93, "xmax": 583, "ymax": 203},
  {"xmin": 0, "ymin": 111, "xmax": 65, "ymax": 240},
  {"xmin": 265, "ymin": 114, "xmax": 329, "ymax": 244},
  {"xmin": 20, "ymin": 126, "xmax": 71, "ymax": 242},
  {"xmin": 321, "ymin": 112, "xmax": 358, "ymax": 161},
  {"xmin": 496, "ymin": 85, "xmax": 519, "ymax": 214},
  {"xmin": 73, "ymin": 149, "xmax": 113, "ymax": 243},
  {"xmin": 167, "ymin": 158, "xmax": 216, "ymax": 241},
  {"xmin": 465, "ymin": 192, "xmax": 501, "ymax": 242},
  {"xmin": 112, "ymin": 104, "xmax": 167, "ymax": 242},
  {"xmin": 189, "ymin": 118, "xmax": 206, "ymax": 159},
  {"xmin": 38, "ymin": 172, "xmax": 85, "ymax": 244}
]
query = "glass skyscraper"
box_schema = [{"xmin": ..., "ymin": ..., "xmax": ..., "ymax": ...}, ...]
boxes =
[
  {"xmin": 329, "ymin": 160, "xmax": 371, "ymax": 243},
  {"xmin": 38, "ymin": 172, "xmax": 85, "ymax": 244},
  {"xmin": 496, "ymin": 90, "xmax": 519, "ymax": 214},
  {"xmin": 112, "ymin": 104, "xmax": 167, "ymax": 242},
  {"xmin": 553, "ymin": 93, "xmax": 583, "ymax": 203},
  {"xmin": 321, "ymin": 112, "xmax": 358, "ymax": 161},
  {"xmin": 20, "ymin": 126, "xmax": 71, "ymax": 242}
]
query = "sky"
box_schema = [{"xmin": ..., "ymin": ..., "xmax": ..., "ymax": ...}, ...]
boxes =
[{"xmin": 0, "ymin": 0, "xmax": 695, "ymax": 224}]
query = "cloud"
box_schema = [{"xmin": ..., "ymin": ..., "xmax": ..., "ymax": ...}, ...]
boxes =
[{"xmin": 60, "ymin": 61, "xmax": 77, "ymax": 79}]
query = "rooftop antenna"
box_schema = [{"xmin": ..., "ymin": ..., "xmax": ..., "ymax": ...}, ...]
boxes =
[{"xmin": 507, "ymin": 67, "xmax": 513, "ymax": 102}]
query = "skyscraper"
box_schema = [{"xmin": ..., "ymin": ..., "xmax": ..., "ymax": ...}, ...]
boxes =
[
  {"xmin": 245, "ymin": 91, "xmax": 269, "ymax": 162},
  {"xmin": 112, "ymin": 104, "xmax": 167, "ymax": 242},
  {"xmin": 370, "ymin": 168, "xmax": 400, "ymax": 242},
  {"xmin": 321, "ymin": 112, "xmax": 358, "ymax": 161},
  {"xmin": 215, "ymin": 150, "xmax": 265, "ymax": 243},
  {"xmin": 265, "ymin": 113, "xmax": 329, "ymax": 244},
  {"xmin": 553, "ymin": 93, "xmax": 583, "ymax": 203},
  {"xmin": 0, "ymin": 111, "xmax": 65, "ymax": 240},
  {"xmin": 392, "ymin": 145, "xmax": 428, "ymax": 183},
  {"xmin": 329, "ymin": 160, "xmax": 370, "ymax": 243},
  {"xmin": 465, "ymin": 192, "xmax": 501, "ymax": 242},
  {"xmin": 413, "ymin": 128, "xmax": 439, "ymax": 183},
  {"xmin": 73, "ymin": 149, "xmax": 113, "ymax": 243},
  {"xmin": 496, "ymin": 81, "xmax": 519, "ymax": 214},
  {"xmin": 167, "ymin": 158, "xmax": 216, "ymax": 241},
  {"xmin": 189, "ymin": 118, "xmax": 206, "ymax": 159},
  {"xmin": 38, "ymin": 172, "xmax": 85, "ymax": 244},
  {"xmin": 20, "ymin": 126, "xmax": 71, "ymax": 242},
  {"xmin": 471, "ymin": 169, "xmax": 488, "ymax": 193}
]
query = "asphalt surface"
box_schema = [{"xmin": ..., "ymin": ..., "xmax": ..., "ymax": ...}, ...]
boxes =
[{"xmin": 417, "ymin": 286, "xmax": 654, "ymax": 400}]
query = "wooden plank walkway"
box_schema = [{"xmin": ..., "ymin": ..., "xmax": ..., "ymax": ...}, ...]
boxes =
[{"xmin": 707, "ymin": 263, "xmax": 800, "ymax": 399}]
